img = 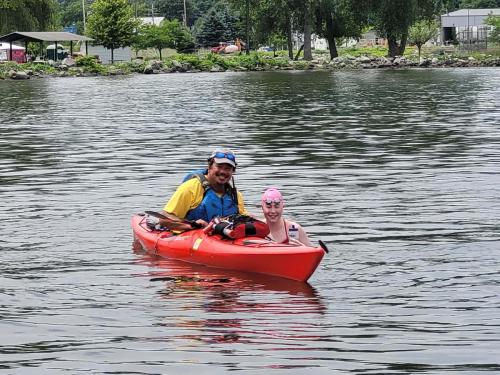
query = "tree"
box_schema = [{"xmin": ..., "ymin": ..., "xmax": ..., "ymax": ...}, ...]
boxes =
[
  {"xmin": 195, "ymin": 5, "xmax": 241, "ymax": 47},
  {"xmin": 0, "ymin": 0, "xmax": 57, "ymax": 35},
  {"xmin": 236, "ymin": 0, "xmax": 296, "ymax": 59},
  {"xmin": 57, "ymin": 0, "xmax": 86, "ymax": 34},
  {"xmin": 485, "ymin": 14, "xmax": 500, "ymax": 44},
  {"xmin": 86, "ymin": 0, "xmax": 139, "ymax": 63},
  {"xmin": 372, "ymin": 0, "xmax": 439, "ymax": 57},
  {"xmin": 135, "ymin": 19, "xmax": 195, "ymax": 57},
  {"xmin": 162, "ymin": 19, "xmax": 195, "ymax": 53},
  {"xmin": 315, "ymin": 0, "xmax": 370, "ymax": 59},
  {"xmin": 459, "ymin": 0, "xmax": 500, "ymax": 7},
  {"xmin": 408, "ymin": 19, "xmax": 439, "ymax": 60},
  {"xmin": 302, "ymin": 0, "xmax": 314, "ymax": 60},
  {"xmin": 137, "ymin": 23, "xmax": 171, "ymax": 59}
]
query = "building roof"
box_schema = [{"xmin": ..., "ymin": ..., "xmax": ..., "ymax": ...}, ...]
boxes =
[
  {"xmin": 0, "ymin": 31, "xmax": 93, "ymax": 43},
  {"xmin": 442, "ymin": 8, "xmax": 500, "ymax": 17},
  {"xmin": 441, "ymin": 8, "xmax": 500, "ymax": 27}
]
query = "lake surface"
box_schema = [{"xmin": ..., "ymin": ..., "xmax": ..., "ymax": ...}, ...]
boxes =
[{"xmin": 1, "ymin": 69, "xmax": 499, "ymax": 374}]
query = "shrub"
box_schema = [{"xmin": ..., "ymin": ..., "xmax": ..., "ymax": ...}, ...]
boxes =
[{"xmin": 76, "ymin": 55, "xmax": 105, "ymax": 73}]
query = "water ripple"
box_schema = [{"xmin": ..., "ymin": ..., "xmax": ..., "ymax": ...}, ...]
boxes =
[{"xmin": 1, "ymin": 69, "xmax": 499, "ymax": 373}]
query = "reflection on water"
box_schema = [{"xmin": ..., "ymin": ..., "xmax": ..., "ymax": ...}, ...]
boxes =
[
  {"xmin": 1, "ymin": 69, "xmax": 499, "ymax": 373},
  {"xmin": 134, "ymin": 244, "xmax": 326, "ymax": 347}
]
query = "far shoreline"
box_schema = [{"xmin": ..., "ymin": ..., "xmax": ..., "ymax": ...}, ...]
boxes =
[{"xmin": 2, "ymin": 53, "xmax": 500, "ymax": 80}]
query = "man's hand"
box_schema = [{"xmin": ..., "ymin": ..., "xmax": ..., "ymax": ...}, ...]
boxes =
[{"xmin": 195, "ymin": 219, "xmax": 209, "ymax": 228}]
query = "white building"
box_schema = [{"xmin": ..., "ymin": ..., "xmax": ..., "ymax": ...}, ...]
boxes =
[
  {"xmin": 139, "ymin": 17, "xmax": 165, "ymax": 26},
  {"xmin": 79, "ymin": 45, "xmax": 132, "ymax": 64},
  {"xmin": 441, "ymin": 8, "xmax": 500, "ymax": 45}
]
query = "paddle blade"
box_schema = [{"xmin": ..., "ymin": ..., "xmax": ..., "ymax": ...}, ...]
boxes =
[{"xmin": 318, "ymin": 240, "xmax": 329, "ymax": 253}]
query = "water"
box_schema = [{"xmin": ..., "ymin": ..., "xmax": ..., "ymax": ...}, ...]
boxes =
[{"xmin": 1, "ymin": 69, "xmax": 499, "ymax": 374}]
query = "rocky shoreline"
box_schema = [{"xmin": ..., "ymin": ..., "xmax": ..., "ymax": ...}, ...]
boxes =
[{"xmin": 2, "ymin": 55, "xmax": 500, "ymax": 80}]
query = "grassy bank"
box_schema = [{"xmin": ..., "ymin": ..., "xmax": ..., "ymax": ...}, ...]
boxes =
[{"xmin": 1, "ymin": 45, "xmax": 499, "ymax": 79}]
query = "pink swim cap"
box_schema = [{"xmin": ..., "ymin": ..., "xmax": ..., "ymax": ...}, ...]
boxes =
[{"xmin": 261, "ymin": 187, "xmax": 284, "ymax": 205}]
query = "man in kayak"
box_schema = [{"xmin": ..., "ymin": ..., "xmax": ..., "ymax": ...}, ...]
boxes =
[
  {"xmin": 261, "ymin": 187, "xmax": 313, "ymax": 246},
  {"xmin": 161, "ymin": 149, "xmax": 248, "ymax": 229}
]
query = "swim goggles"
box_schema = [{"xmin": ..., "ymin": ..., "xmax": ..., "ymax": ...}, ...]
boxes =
[{"xmin": 263, "ymin": 198, "xmax": 282, "ymax": 207}]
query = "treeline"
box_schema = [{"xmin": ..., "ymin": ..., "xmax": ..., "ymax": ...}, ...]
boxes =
[{"xmin": 1, "ymin": 0, "xmax": 499, "ymax": 59}]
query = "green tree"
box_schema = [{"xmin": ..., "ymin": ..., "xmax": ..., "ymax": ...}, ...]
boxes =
[
  {"xmin": 134, "ymin": 19, "xmax": 195, "ymax": 57},
  {"xmin": 57, "ymin": 0, "xmax": 85, "ymax": 34},
  {"xmin": 372, "ymin": 0, "xmax": 439, "ymax": 57},
  {"xmin": 408, "ymin": 19, "xmax": 439, "ymax": 60},
  {"xmin": 315, "ymin": 0, "xmax": 371, "ymax": 59},
  {"xmin": 137, "ymin": 23, "xmax": 171, "ymax": 59},
  {"xmin": 459, "ymin": 0, "xmax": 500, "ymax": 7},
  {"xmin": 302, "ymin": 0, "xmax": 314, "ymax": 60},
  {"xmin": 195, "ymin": 5, "xmax": 241, "ymax": 47},
  {"xmin": 485, "ymin": 14, "xmax": 500, "ymax": 44},
  {"xmin": 162, "ymin": 19, "xmax": 195, "ymax": 53},
  {"xmin": 86, "ymin": 0, "xmax": 139, "ymax": 63},
  {"xmin": 0, "ymin": 0, "xmax": 57, "ymax": 35}
]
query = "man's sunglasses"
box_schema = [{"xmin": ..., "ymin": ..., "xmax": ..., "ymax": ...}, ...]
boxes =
[{"xmin": 212, "ymin": 151, "xmax": 236, "ymax": 162}]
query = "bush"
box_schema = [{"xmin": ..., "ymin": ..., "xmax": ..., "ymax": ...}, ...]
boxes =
[
  {"xmin": 340, "ymin": 46, "xmax": 387, "ymax": 57},
  {"xmin": 76, "ymin": 55, "xmax": 104, "ymax": 73},
  {"xmin": 0, "ymin": 61, "xmax": 19, "ymax": 78},
  {"xmin": 24, "ymin": 63, "xmax": 57, "ymax": 74},
  {"xmin": 122, "ymin": 60, "xmax": 146, "ymax": 73}
]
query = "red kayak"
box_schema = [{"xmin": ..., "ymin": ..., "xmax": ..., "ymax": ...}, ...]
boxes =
[{"xmin": 132, "ymin": 214, "xmax": 325, "ymax": 282}]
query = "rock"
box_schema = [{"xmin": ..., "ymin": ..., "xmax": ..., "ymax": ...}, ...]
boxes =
[
  {"xmin": 419, "ymin": 58, "xmax": 431, "ymax": 67},
  {"xmin": 61, "ymin": 57, "xmax": 76, "ymax": 67},
  {"xmin": 144, "ymin": 60, "xmax": 162, "ymax": 74},
  {"xmin": 378, "ymin": 57, "xmax": 393, "ymax": 67},
  {"xmin": 171, "ymin": 60, "xmax": 183, "ymax": 71},
  {"xmin": 109, "ymin": 67, "xmax": 126, "ymax": 75},
  {"xmin": 361, "ymin": 63, "xmax": 375, "ymax": 69},
  {"xmin": 210, "ymin": 65, "xmax": 223, "ymax": 72},
  {"xmin": 10, "ymin": 70, "xmax": 30, "ymax": 80},
  {"xmin": 358, "ymin": 56, "xmax": 372, "ymax": 63}
]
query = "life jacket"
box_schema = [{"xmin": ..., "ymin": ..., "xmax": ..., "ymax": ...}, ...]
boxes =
[
  {"xmin": 183, "ymin": 169, "xmax": 239, "ymax": 223},
  {"xmin": 211, "ymin": 214, "xmax": 270, "ymax": 239}
]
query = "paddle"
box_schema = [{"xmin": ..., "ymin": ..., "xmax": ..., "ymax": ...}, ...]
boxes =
[
  {"xmin": 144, "ymin": 210, "xmax": 202, "ymax": 231},
  {"xmin": 318, "ymin": 240, "xmax": 329, "ymax": 254}
]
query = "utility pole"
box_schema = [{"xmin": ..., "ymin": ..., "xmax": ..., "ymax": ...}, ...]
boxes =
[
  {"xmin": 183, "ymin": 0, "xmax": 187, "ymax": 27},
  {"xmin": 82, "ymin": 0, "xmax": 86, "ymax": 33},
  {"xmin": 151, "ymin": 1, "xmax": 155, "ymax": 25},
  {"xmin": 245, "ymin": 0, "xmax": 249, "ymax": 54}
]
